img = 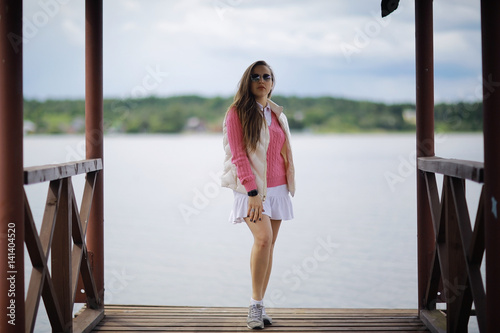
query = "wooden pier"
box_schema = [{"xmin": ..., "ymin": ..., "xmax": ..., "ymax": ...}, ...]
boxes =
[
  {"xmin": 88, "ymin": 305, "xmax": 430, "ymax": 332},
  {"xmin": 2, "ymin": 0, "xmax": 500, "ymax": 332}
]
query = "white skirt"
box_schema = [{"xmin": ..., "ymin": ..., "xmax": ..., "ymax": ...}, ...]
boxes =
[{"xmin": 228, "ymin": 184, "xmax": 294, "ymax": 224}]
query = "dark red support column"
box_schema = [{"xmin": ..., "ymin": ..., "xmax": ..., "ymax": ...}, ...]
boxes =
[
  {"xmin": 85, "ymin": 0, "xmax": 104, "ymax": 305},
  {"xmin": 415, "ymin": 0, "xmax": 435, "ymax": 311},
  {"xmin": 481, "ymin": 1, "xmax": 500, "ymax": 331},
  {"xmin": 0, "ymin": 1, "xmax": 25, "ymax": 332}
]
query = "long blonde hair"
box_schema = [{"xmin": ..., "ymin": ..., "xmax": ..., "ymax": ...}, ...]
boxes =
[{"xmin": 229, "ymin": 60, "xmax": 275, "ymax": 152}]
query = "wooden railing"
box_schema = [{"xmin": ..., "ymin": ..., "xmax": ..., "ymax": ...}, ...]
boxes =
[
  {"xmin": 23, "ymin": 159, "xmax": 104, "ymax": 333},
  {"xmin": 418, "ymin": 156, "xmax": 485, "ymax": 332}
]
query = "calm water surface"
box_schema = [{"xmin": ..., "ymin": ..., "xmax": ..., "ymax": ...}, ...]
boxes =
[{"xmin": 23, "ymin": 133, "xmax": 483, "ymax": 331}]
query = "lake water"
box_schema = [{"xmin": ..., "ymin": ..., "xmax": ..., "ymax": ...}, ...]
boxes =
[{"xmin": 23, "ymin": 133, "xmax": 483, "ymax": 331}]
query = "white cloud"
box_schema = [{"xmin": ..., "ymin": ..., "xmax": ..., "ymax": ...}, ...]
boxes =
[
  {"xmin": 61, "ymin": 18, "xmax": 84, "ymax": 47},
  {"xmin": 122, "ymin": 0, "xmax": 142, "ymax": 12},
  {"xmin": 22, "ymin": 0, "xmax": 483, "ymax": 102}
]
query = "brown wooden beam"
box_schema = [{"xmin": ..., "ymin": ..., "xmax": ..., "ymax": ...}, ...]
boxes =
[
  {"xmin": 445, "ymin": 177, "xmax": 470, "ymax": 332},
  {"xmin": 422, "ymin": 172, "xmax": 443, "ymax": 310},
  {"xmin": 85, "ymin": 0, "xmax": 105, "ymax": 305},
  {"xmin": 52, "ymin": 179, "xmax": 73, "ymax": 331},
  {"xmin": 480, "ymin": 0, "xmax": 500, "ymax": 332},
  {"xmin": 0, "ymin": 0, "xmax": 25, "ymax": 331},
  {"xmin": 417, "ymin": 157, "xmax": 484, "ymax": 183},
  {"xmin": 73, "ymin": 307, "xmax": 104, "ymax": 333},
  {"xmin": 450, "ymin": 178, "xmax": 486, "ymax": 331},
  {"xmin": 420, "ymin": 309, "xmax": 446, "ymax": 333},
  {"xmin": 415, "ymin": 0, "xmax": 435, "ymax": 312},
  {"xmin": 24, "ymin": 159, "xmax": 103, "ymax": 185}
]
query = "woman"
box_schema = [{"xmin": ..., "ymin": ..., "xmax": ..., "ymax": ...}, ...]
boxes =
[{"xmin": 221, "ymin": 60, "xmax": 296, "ymax": 329}]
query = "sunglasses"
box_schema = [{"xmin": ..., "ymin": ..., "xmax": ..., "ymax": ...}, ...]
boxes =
[{"xmin": 250, "ymin": 73, "xmax": 272, "ymax": 82}]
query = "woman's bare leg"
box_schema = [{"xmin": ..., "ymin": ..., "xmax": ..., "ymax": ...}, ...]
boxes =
[
  {"xmin": 262, "ymin": 219, "xmax": 281, "ymax": 297},
  {"xmin": 245, "ymin": 215, "xmax": 273, "ymax": 301}
]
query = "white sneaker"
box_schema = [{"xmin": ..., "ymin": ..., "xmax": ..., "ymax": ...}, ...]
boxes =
[
  {"xmin": 246, "ymin": 304, "xmax": 264, "ymax": 329},
  {"xmin": 262, "ymin": 312, "xmax": 273, "ymax": 326}
]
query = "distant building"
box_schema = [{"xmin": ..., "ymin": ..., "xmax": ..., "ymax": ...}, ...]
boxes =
[
  {"xmin": 185, "ymin": 116, "xmax": 206, "ymax": 132},
  {"xmin": 23, "ymin": 120, "xmax": 36, "ymax": 134},
  {"xmin": 403, "ymin": 109, "xmax": 416, "ymax": 125}
]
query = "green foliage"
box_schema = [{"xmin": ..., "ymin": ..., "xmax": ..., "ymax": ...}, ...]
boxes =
[
  {"xmin": 434, "ymin": 102, "xmax": 483, "ymax": 132},
  {"xmin": 23, "ymin": 96, "xmax": 482, "ymax": 134}
]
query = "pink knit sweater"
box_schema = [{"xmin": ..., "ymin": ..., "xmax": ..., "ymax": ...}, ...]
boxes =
[{"xmin": 225, "ymin": 107, "xmax": 287, "ymax": 192}]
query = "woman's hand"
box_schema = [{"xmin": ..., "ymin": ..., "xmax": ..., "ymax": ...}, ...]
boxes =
[{"xmin": 247, "ymin": 195, "xmax": 263, "ymax": 223}]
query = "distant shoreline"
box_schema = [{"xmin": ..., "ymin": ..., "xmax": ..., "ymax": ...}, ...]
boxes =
[{"xmin": 23, "ymin": 95, "xmax": 483, "ymax": 135}]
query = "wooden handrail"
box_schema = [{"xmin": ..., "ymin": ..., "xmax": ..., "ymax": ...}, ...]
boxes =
[
  {"xmin": 24, "ymin": 159, "xmax": 103, "ymax": 185},
  {"xmin": 24, "ymin": 159, "xmax": 104, "ymax": 333},
  {"xmin": 419, "ymin": 157, "xmax": 486, "ymax": 332},
  {"xmin": 418, "ymin": 156, "xmax": 484, "ymax": 183}
]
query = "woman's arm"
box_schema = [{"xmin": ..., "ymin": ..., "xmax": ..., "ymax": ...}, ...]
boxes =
[
  {"xmin": 225, "ymin": 108, "xmax": 258, "ymax": 192},
  {"xmin": 226, "ymin": 108, "xmax": 263, "ymax": 222}
]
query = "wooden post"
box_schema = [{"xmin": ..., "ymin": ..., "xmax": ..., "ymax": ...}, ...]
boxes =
[
  {"xmin": 480, "ymin": 0, "xmax": 500, "ymax": 331},
  {"xmin": 85, "ymin": 0, "xmax": 104, "ymax": 304},
  {"xmin": 0, "ymin": 0, "xmax": 25, "ymax": 332},
  {"xmin": 51, "ymin": 179, "xmax": 72, "ymax": 332},
  {"xmin": 415, "ymin": 0, "xmax": 435, "ymax": 311}
]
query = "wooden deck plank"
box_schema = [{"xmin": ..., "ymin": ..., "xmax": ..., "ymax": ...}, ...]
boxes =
[{"xmin": 89, "ymin": 305, "xmax": 430, "ymax": 332}]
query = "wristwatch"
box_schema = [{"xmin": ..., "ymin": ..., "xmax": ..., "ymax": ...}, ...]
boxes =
[{"xmin": 248, "ymin": 189, "xmax": 258, "ymax": 197}]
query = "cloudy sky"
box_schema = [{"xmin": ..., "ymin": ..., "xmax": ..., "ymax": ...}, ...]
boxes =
[{"xmin": 22, "ymin": 0, "xmax": 482, "ymax": 103}]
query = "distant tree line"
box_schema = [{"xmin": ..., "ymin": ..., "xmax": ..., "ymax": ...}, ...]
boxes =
[{"xmin": 23, "ymin": 95, "xmax": 483, "ymax": 134}]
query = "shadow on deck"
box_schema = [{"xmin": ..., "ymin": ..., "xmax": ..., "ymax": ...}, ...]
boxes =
[{"xmin": 89, "ymin": 305, "xmax": 430, "ymax": 332}]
